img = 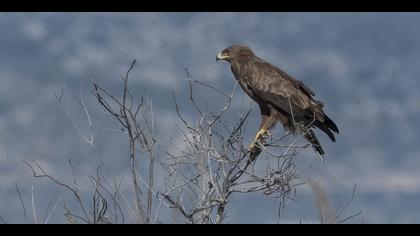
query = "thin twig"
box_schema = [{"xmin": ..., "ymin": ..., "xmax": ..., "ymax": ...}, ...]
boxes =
[
  {"xmin": 31, "ymin": 186, "xmax": 37, "ymax": 224},
  {"xmin": 15, "ymin": 182, "xmax": 28, "ymax": 221}
]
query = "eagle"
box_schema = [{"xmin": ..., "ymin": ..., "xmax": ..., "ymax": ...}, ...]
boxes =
[{"xmin": 216, "ymin": 45, "xmax": 339, "ymax": 156}]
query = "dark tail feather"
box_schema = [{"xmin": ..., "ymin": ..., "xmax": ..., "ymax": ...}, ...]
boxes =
[
  {"xmin": 305, "ymin": 129, "xmax": 325, "ymax": 156},
  {"xmin": 324, "ymin": 114, "xmax": 339, "ymax": 134},
  {"xmin": 314, "ymin": 120, "xmax": 336, "ymax": 142}
]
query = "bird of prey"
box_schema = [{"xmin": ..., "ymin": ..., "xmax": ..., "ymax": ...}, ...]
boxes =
[{"xmin": 216, "ymin": 45, "xmax": 338, "ymax": 156}]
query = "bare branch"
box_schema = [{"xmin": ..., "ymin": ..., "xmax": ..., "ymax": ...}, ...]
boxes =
[
  {"xmin": 24, "ymin": 60, "xmax": 354, "ymax": 224},
  {"xmin": 15, "ymin": 182, "xmax": 28, "ymax": 221}
]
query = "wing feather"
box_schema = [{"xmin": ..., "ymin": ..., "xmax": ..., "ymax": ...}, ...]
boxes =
[{"xmin": 246, "ymin": 60, "xmax": 323, "ymax": 122}]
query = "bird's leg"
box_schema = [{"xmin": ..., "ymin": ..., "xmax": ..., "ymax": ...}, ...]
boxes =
[
  {"xmin": 248, "ymin": 108, "xmax": 276, "ymax": 152},
  {"xmin": 255, "ymin": 128, "xmax": 271, "ymax": 141},
  {"xmin": 248, "ymin": 128, "xmax": 271, "ymax": 151}
]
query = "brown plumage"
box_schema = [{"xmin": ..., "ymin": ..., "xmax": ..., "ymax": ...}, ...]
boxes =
[{"xmin": 216, "ymin": 44, "xmax": 339, "ymax": 156}]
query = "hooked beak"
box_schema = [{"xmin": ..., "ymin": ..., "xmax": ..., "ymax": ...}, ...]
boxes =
[{"xmin": 216, "ymin": 52, "xmax": 228, "ymax": 62}]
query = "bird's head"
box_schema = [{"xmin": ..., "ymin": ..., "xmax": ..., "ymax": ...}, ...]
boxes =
[{"xmin": 216, "ymin": 44, "xmax": 255, "ymax": 63}]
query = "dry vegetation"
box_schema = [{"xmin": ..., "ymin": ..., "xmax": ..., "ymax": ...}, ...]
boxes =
[{"xmin": 20, "ymin": 60, "xmax": 360, "ymax": 224}]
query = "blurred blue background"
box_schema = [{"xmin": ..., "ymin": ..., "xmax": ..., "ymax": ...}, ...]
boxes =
[{"xmin": 0, "ymin": 13, "xmax": 419, "ymax": 223}]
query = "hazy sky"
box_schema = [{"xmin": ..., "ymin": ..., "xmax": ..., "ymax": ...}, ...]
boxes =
[{"xmin": 1, "ymin": 12, "xmax": 420, "ymax": 223}]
